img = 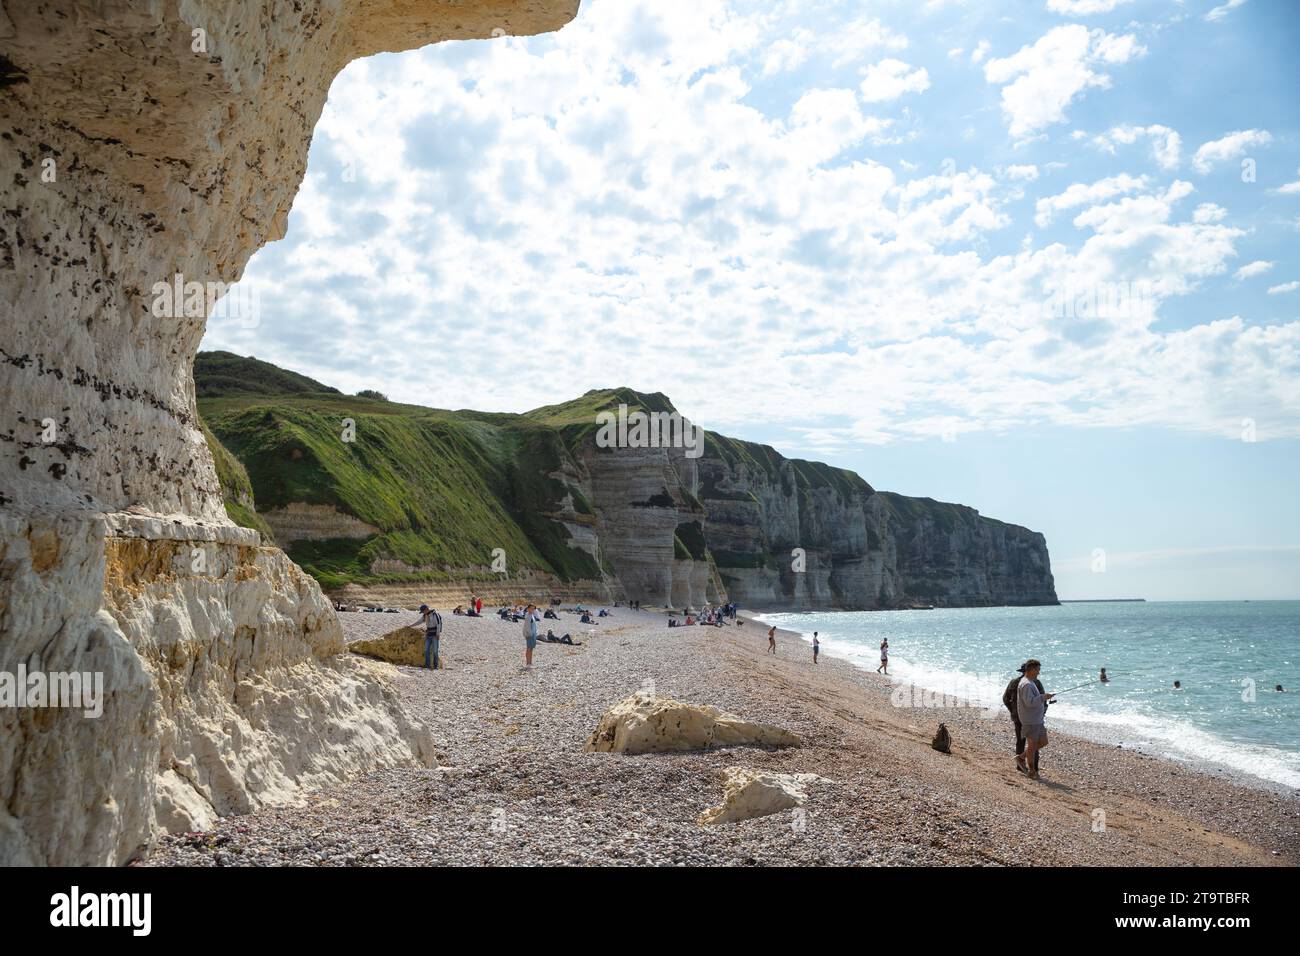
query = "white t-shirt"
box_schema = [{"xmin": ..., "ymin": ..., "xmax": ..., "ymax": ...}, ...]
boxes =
[{"xmin": 521, "ymin": 610, "xmax": 539, "ymax": 639}]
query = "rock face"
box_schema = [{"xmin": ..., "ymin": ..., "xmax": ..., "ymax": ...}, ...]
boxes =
[
  {"xmin": 699, "ymin": 768, "xmax": 825, "ymax": 825},
  {"xmin": 348, "ymin": 625, "xmax": 427, "ymax": 669},
  {"xmin": 196, "ymin": 366, "xmax": 1056, "ymax": 611},
  {"xmin": 0, "ymin": 0, "xmax": 578, "ymax": 865},
  {"xmin": 699, "ymin": 448, "xmax": 1058, "ymax": 608},
  {"xmin": 585, "ymin": 691, "xmax": 801, "ymax": 754},
  {"xmin": 260, "ymin": 503, "xmax": 380, "ymax": 547}
]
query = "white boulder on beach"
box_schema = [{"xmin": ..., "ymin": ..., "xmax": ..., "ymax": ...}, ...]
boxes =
[{"xmin": 585, "ymin": 690, "xmax": 801, "ymax": 754}]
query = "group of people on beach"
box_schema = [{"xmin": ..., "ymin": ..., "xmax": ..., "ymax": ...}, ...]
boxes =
[
  {"xmin": 669, "ymin": 603, "xmax": 736, "ymax": 628},
  {"xmin": 412, "ymin": 599, "xmax": 599, "ymax": 671}
]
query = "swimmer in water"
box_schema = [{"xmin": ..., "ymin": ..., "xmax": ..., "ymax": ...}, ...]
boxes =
[
  {"xmin": 1099, "ymin": 668, "xmax": 1109, "ymax": 684},
  {"xmin": 1173, "ymin": 680, "xmax": 1182, "ymax": 690}
]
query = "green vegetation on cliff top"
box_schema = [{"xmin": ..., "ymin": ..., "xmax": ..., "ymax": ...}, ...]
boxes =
[
  {"xmin": 198, "ymin": 364, "xmax": 623, "ymax": 588},
  {"xmin": 196, "ymin": 353, "xmax": 1035, "ymax": 592}
]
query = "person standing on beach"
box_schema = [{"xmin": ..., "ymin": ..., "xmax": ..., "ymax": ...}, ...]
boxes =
[
  {"xmin": 1016, "ymin": 659, "xmax": 1054, "ymax": 780},
  {"xmin": 877, "ymin": 639, "xmax": 889, "ymax": 674},
  {"xmin": 767, "ymin": 625, "xmax": 777, "ymax": 655},
  {"xmin": 812, "ymin": 631, "xmax": 820, "ymax": 664},
  {"xmin": 522, "ymin": 603, "xmax": 540, "ymax": 668},
  {"xmin": 413, "ymin": 604, "xmax": 443, "ymax": 670},
  {"xmin": 1002, "ymin": 662, "xmax": 1046, "ymax": 773}
]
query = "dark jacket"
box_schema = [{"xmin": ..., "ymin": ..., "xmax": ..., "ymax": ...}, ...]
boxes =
[{"xmin": 1003, "ymin": 676, "xmax": 1045, "ymax": 720}]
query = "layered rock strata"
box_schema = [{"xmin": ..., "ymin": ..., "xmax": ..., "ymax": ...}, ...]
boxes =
[{"xmin": 0, "ymin": 0, "xmax": 578, "ymax": 865}]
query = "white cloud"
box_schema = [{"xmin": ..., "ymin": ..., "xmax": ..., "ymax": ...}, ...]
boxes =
[
  {"xmin": 1233, "ymin": 260, "xmax": 1273, "ymax": 281},
  {"xmin": 983, "ymin": 25, "xmax": 1146, "ymax": 138},
  {"xmin": 1274, "ymin": 169, "xmax": 1300, "ymax": 195},
  {"xmin": 1092, "ymin": 124, "xmax": 1182, "ymax": 169},
  {"xmin": 1268, "ymin": 281, "xmax": 1300, "ymax": 295},
  {"xmin": 859, "ymin": 59, "xmax": 930, "ymax": 102},
  {"xmin": 203, "ymin": 0, "xmax": 1300, "ymax": 449},
  {"xmin": 1046, "ymin": 0, "xmax": 1134, "ymax": 13},
  {"xmin": 824, "ymin": 17, "xmax": 909, "ymax": 67},
  {"xmin": 1193, "ymin": 202, "xmax": 1227, "ymax": 223},
  {"xmin": 1192, "ymin": 129, "xmax": 1272, "ymax": 173},
  {"xmin": 1035, "ymin": 172, "xmax": 1148, "ymax": 226},
  {"xmin": 969, "ymin": 40, "xmax": 990, "ymax": 64},
  {"xmin": 1206, "ymin": 0, "xmax": 1248, "ymax": 23}
]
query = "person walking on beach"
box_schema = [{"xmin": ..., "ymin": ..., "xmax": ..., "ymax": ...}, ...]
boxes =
[
  {"xmin": 413, "ymin": 604, "xmax": 443, "ymax": 670},
  {"xmin": 1016, "ymin": 659, "xmax": 1054, "ymax": 779},
  {"xmin": 876, "ymin": 639, "xmax": 889, "ymax": 674},
  {"xmin": 522, "ymin": 603, "xmax": 541, "ymax": 669},
  {"xmin": 812, "ymin": 631, "xmax": 820, "ymax": 664},
  {"xmin": 767, "ymin": 625, "xmax": 777, "ymax": 655}
]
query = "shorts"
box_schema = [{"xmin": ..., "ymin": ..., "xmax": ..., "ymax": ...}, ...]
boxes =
[
  {"xmin": 526, "ymin": 635, "xmax": 537, "ymax": 650},
  {"xmin": 1021, "ymin": 723, "xmax": 1047, "ymax": 745}
]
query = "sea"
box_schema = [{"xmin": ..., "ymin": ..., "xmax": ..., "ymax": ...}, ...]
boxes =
[{"xmin": 754, "ymin": 601, "xmax": 1300, "ymax": 790}]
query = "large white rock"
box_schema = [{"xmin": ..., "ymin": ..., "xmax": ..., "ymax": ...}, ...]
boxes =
[
  {"xmin": 0, "ymin": 510, "xmax": 437, "ymax": 866},
  {"xmin": 585, "ymin": 691, "xmax": 801, "ymax": 754},
  {"xmin": 699, "ymin": 767, "xmax": 826, "ymax": 825},
  {"xmin": 0, "ymin": 0, "xmax": 578, "ymax": 865}
]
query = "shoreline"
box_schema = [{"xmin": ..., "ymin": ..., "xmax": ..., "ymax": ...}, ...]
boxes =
[
  {"xmin": 751, "ymin": 610, "xmax": 1300, "ymax": 798},
  {"xmin": 144, "ymin": 605, "xmax": 1298, "ymax": 867}
]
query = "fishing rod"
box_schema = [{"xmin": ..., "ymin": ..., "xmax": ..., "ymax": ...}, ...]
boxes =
[{"xmin": 1049, "ymin": 678, "xmax": 1103, "ymax": 697}]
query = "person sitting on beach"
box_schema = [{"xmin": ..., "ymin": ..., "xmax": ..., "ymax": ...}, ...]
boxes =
[
  {"xmin": 544, "ymin": 608, "xmax": 559, "ymax": 620},
  {"xmin": 580, "ymin": 611, "xmax": 597, "ymax": 625},
  {"xmin": 598, "ymin": 608, "xmax": 609, "ymax": 617},
  {"xmin": 668, "ymin": 617, "xmax": 678, "ymax": 627},
  {"xmin": 1016, "ymin": 659, "xmax": 1054, "ymax": 780},
  {"xmin": 453, "ymin": 605, "xmax": 465, "ymax": 615},
  {"xmin": 544, "ymin": 629, "xmax": 580, "ymax": 645},
  {"xmin": 685, "ymin": 615, "xmax": 695, "ymax": 626}
]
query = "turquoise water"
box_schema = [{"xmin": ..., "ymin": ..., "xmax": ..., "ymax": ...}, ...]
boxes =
[{"xmin": 755, "ymin": 602, "xmax": 1300, "ymax": 789}]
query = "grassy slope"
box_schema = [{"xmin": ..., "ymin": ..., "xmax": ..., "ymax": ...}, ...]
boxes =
[
  {"xmin": 195, "ymin": 354, "xmax": 1039, "ymax": 594},
  {"xmin": 198, "ymin": 384, "xmax": 606, "ymax": 589}
]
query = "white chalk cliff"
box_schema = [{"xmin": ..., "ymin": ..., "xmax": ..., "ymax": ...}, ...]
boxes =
[{"xmin": 0, "ymin": 0, "xmax": 579, "ymax": 865}]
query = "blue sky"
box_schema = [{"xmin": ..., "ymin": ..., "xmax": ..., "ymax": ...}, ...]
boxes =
[{"xmin": 203, "ymin": 0, "xmax": 1300, "ymax": 600}]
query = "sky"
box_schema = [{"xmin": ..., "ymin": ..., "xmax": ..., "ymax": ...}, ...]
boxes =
[{"xmin": 202, "ymin": 0, "xmax": 1300, "ymax": 601}]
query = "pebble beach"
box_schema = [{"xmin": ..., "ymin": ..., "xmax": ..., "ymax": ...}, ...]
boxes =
[{"xmin": 144, "ymin": 608, "xmax": 1299, "ymax": 867}]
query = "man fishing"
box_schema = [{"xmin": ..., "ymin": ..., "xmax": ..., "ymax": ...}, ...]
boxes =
[
  {"xmin": 1002, "ymin": 662, "xmax": 1047, "ymax": 774},
  {"xmin": 1015, "ymin": 659, "xmax": 1054, "ymax": 780}
]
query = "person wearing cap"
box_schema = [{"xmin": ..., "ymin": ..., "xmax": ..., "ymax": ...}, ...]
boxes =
[
  {"xmin": 411, "ymin": 604, "xmax": 443, "ymax": 670},
  {"xmin": 1002, "ymin": 661, "xmax": 1049, "ymax": 774},
  {"xmin": 1016, "ymin": 660, "xmax": 1054, "ymax": 779}
]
